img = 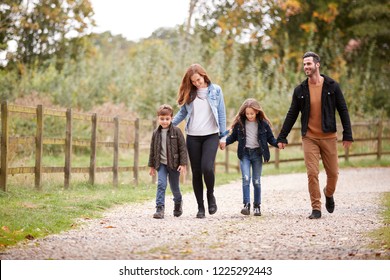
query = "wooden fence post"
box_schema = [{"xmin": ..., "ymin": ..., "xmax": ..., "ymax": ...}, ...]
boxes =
[
  {"xmin": 133, "ymin": 118, "xmax": 139, "ymax": 185},
  {"xmin": 377, "ymin": 118, "xmax": 383, "ymax": 160},
  {"xmin": 274, "ymin": 148, "xmax": 280, "ymax": 169},
  {"xmin": 0, "ymin": 101, "xmax": 9, "ymax": 192},
  {"xmin": 344, "ymin": 143, "xmax": 350, "ymax": 162},
  {"xmin": 89, "ymin": 113, "xmax": 97, "ymax": 185},
  {"xmin": 225, "ymin": 146, "xmax": 229, "ymax": 173},
  {"xmin": 35, "ymin": 105, "xmax": 43, "ymax": 190},
  {"xmin": 274, "ymin": 125, "xmax": 280, "ymax": 169},
  {"xmin": 113, "ymin": 116, "xmax": 119, "ymax": 187},
  {"xmin": 64, "ymin": 108, "xmax": 72, "ymax": 189}
]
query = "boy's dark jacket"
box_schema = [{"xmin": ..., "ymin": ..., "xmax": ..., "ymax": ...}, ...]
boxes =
[
  {"xmin": 225, "ymin": 118, "xmax": 278, "ymax": 162},
  {"xmin": 277, "ymin": 74, "xmax": 353, "ymax": 143},
  {"xmin": 148, "ymin": 124, "xmax": 187, "ymax": 170}
]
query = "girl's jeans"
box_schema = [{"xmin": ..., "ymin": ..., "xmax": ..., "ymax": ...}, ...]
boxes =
[
  {"xmin": 155, "ymin": 164, "xmax": 182, "ymax": 206},
  {"xmin": 240, "ymin": 148, "xmax": 263, "ymax": 205},
  {"xmin": 186, "ymin": 133, "xmax": 219, "ymax": 205}
]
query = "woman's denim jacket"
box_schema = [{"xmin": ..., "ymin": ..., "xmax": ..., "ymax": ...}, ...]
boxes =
[
  {"xmin": 172, "ymin": 83, "xmax": 227, "ymax": 138},
  {"xmin": 225, "ymin": 118, "xmax": 278, "ymax": 162}
]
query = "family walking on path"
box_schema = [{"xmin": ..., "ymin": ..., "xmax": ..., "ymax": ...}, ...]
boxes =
[
  {"xmin": 1, "ymin": 51, "xmax": 389, "ymax": 260},
  {"xmin": 150, "ymin": 51, "xmax": 354, "ymax": 221}
]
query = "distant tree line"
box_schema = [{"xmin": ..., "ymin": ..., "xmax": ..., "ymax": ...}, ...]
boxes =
[{"xmin": 1, "ymin": 0, "xmax": 389, "ymax": 129}]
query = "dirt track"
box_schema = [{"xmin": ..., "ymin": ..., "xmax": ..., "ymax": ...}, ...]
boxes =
[{"xmin": 1, "ymin": 167, "xmax": 390, "ymax": 260}]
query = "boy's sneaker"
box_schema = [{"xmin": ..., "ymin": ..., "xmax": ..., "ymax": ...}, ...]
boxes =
[
  {"xmin": 241, "ymin": 203, "xmax": 250, "ymax": 215},
  {"xmin": 173, "ymin": 201, "xmax": 183, "ymax": 217},
  {"xmin": 153, "ymin": 205, "xmax": 165, "ymax": 219},
  {"xmin": 253, "ymin": 204, "xmax": 261, "ymax": 216}
]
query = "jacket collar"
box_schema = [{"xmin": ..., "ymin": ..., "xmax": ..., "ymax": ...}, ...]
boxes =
[
  {"xmin": 301, "ymin": 74, "xmax": 335, "ymax": 88},
  {"xmin": 157, "ymin": 123, "xmax": 173, "ymax": 131}
]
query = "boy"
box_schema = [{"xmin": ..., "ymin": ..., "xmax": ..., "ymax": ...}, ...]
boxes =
[{"xmin": 148, "ymin": 104, "xmax": 187, "ymax": 219}]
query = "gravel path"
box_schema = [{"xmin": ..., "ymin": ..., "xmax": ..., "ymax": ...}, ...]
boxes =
[{"xmin": 1, "ymin": 167, "xmax": 389, "ymax": 260}]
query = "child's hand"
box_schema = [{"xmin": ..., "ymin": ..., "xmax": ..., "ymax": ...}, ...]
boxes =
[
  {"xmin": 220, "ymin": 142, "xmax": 226, "ymax": 150},
  {"xmin": 149, "ymin": 167, "xmax": 156, "ymax": 176},
  {"xmin": 278, "ymin": 142, "xmax": 286, "ymax": 150},
  {"xmin": 177, "ymin": 165, "xmax": 186, "ymax": 175}
]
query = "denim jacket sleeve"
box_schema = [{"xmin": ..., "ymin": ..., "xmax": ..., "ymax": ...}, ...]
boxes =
[
  {"xmin": 208, "ymin": 84, "xmax": 227, "ymax": 137},
  {"xmin": 172, "ymin": 105, "xmax": 188, "ymax": 127},
  {"xmin": 216, "ymin": 87, "xmax": 227, "ymax": 136}
]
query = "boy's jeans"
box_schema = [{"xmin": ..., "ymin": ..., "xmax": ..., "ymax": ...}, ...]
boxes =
[
  {"xmin": 240, "ymin": 148, "xmax": 263, "ymax": 205},
  {"xmin": 156, "ymin": 164, "xmax": 182, "ymax": 206}
]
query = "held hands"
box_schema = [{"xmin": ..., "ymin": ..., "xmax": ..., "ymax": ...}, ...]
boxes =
[
  {"xmin": 277, "ymin": 142, "xmax": 286, "ymax": 150},
  {"xmin": 220, "ymin": 142, "xmax": 226, "ymax": 150}
]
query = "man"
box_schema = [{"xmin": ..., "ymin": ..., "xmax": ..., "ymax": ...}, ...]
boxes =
[{"xmin": 277, "ymin": 51, "xmax": 353, "ymax": 219}]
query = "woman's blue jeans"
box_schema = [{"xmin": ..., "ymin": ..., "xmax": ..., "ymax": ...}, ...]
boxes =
[
  {"xmin": 155, "ymin": 164, "xmax": 182, "ymax": 206},
  {"xmin": 240, "ymin": 148, "xmax": 263, "ymax": 205}
]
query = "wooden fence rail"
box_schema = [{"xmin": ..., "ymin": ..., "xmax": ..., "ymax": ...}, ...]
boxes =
[
  {"xmin": 1, "ymin": 101, "xmax": 389, "ymax": 192},
  {"xmin": 0, "ymin": 101, "xmax": 147, "ymax": 192}
]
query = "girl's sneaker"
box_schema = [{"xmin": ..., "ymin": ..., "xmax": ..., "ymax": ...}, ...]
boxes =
[
  {"xmin": 241, "ymin": 203, "xmax": 250, "ymax": 215},
  {"xmin": 253, "ymin": 204, "xmax": 261, "ymax": 216}
]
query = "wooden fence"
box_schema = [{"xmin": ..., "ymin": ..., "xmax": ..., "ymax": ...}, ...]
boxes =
[
  {"xmin": 0, "ymin": 101, "xmax": 152, "ymax": 192},
  {"xmin": 1, "ymin": 101, "xmax": 389, "ymax": 192}
]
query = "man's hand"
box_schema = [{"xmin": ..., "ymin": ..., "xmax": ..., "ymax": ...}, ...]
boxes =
[{"xmin": 342, "ymin": 141, "xmax": 353, "ymax": 149}]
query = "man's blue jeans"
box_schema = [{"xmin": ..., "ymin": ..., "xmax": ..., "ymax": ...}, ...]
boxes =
[
  {"xmin": 156, "ymin": 164, "xmax": 182, "ymax": 206},
  {"xmin": 240, "ymin": 148, "xmax": 263, "ymax": 205}
]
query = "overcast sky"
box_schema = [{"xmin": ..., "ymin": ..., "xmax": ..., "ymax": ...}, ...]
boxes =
[{"xmin": 89, "ymin": 0, "xmax": 190, "ymax": 41}]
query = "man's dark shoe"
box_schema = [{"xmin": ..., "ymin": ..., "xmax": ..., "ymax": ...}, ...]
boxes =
[
  {"xmin": 196, "ymin": 203, "xmax": 206, "ymax": 219},
  {"xmin": 207, "ymin": 194, "xmax": 217, "ymax": 215},
  {"xmin": 173, "ymin": 201, "xmax": 183, "ymax": 217},
  {"xmin": 308, "ymin": 210, "xmax": 321, "ymax": 219},
  {"xmin": 323, "ymin": 188, "xmax": 335, "ymax": 213}
]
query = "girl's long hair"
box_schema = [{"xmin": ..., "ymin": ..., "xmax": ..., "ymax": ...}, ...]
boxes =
[
  {"xmin": 177, "ymin": 64, "xmax": 211, "ymax": 105},
  {"xmin": 230, "ymin": 98, "xmax": 271, "ymax": 129}
]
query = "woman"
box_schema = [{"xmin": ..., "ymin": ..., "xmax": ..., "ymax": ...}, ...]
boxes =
[{"xmin": 172, "ymin": 64, "xmax": 227, "ymax": 218}]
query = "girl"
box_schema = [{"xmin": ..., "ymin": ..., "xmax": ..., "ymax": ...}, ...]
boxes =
[
  {"xmin": 172, "ymin": 64, "xmax": 227, "ymax": 219},
  {"xmin": 221, "ymin": 98, "xmax": 278, "ymax": 216}
]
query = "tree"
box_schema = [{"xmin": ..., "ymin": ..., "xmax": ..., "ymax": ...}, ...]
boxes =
[
  {"xmin": 338, "ymin": 0, "xmax": 390, "ymax": 116},
  {"xmin": 0, "ymin": 0, "xmax": 95, "ymax": 69}
]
